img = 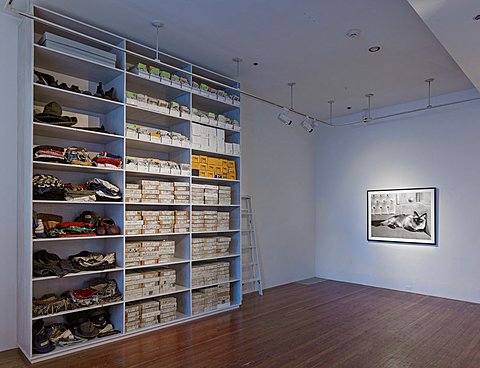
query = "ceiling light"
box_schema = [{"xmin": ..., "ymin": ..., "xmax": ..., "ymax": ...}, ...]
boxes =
[
  {"xmin": 346, "ymin": 29, "xmax": 362, "ymax": 39},
  {"xmin": 278, "ymin": 112, "xmax": 293, "ymax": 126},
  {"xmin": 301, "ymin": 117, "xmax": 314, "ymax": 133},
  {"xmin": 368, "ymin": 46, "xmax": 381, "ymax": 53},
  {"xmin": 474, "ymin": 14, "xmax": 480, "ymax": 20}
]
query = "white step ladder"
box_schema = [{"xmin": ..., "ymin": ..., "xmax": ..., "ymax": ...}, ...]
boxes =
[{"xmin": 241, "ymin": 195, "xmax": 263, "ymax": 295}]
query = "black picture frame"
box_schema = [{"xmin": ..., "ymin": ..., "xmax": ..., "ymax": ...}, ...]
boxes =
[{"xmin": 367, "ymin": 187, "xmax": 437, "ymax": 245}]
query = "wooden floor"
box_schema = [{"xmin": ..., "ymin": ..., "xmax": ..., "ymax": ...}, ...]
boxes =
[{"xmin": 2, "ymin": 280, "xmax": 480, "ymax": 367}]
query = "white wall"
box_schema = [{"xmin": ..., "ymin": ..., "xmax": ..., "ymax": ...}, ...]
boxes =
[
  {"xmin": 0, "ymin": 12, "xmax": 19, "ymax": 351},
  {"xmin": 315, "ymin": 89, "xmax": 480, "ymax": 303},
  {"xmin": 241, "ymin": 98, "xmax": 316, "ymax": 288}
]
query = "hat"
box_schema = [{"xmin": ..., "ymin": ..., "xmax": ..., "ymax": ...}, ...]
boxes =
[
  {"xmin": 89, "ymin": 309, "xmax": 109, "ymax": 329},
  {"xmin": 32, "ymin": 334, "xmax": 56, "ymax": 354},
  {"xmin": 73, "ymin": 321, "xmax": 99, "ymax": 339},
  {"xmin": 34, "ymin": 102, "xmax": 77, "ymax": 126}
]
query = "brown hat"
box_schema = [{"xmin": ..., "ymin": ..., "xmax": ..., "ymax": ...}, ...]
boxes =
[{"xmin": 34, "ymin": 102, "xmax": 77, "ymax": 126}]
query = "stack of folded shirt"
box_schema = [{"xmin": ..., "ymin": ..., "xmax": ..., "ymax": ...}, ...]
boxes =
[
  {"xmin": 64, "ymin": 183, "xmax": 96, "ymax": 202},
  {"xmin": 49, "ymin": 222, "xmax": 96, "ymax": 238},
  {"xmin": 86, "ymin": 178, "xmax": 122, "ymax": 201},
  {"xmin": 65, "ymin": 147, "xmax": 92, "ymax": 166},
  {"xmin": 93, "ymin": 152, "xmax": 122, "ymax": 168},
  {"xmin": 33, "ymin": 145, "xmax": 66, "ymax": 163},
  {"xmin": 33, "ymin": 174, "xmax": 66, "ymax": 200}
]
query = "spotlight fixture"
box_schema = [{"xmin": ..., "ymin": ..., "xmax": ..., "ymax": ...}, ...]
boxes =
[
  {"xmin": 278, "ymin": 112, "xmax": 293, "ymax": 126},
  {"xmin": 300, "ymin": 116, "xmax": 314, "ymax": 133},
  {"xmin": 346, "ymin": 29, "xmax": 362, "ymax": 39},
  {"xmin": 368, "ymin": 45, "xmax": 381, "ymax": 53},
  {"xmin": 474, "ymin": 14, "xmax": 480, "ymax": 20}
]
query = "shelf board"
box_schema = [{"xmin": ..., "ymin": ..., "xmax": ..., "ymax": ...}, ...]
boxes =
[
  {"xmin": 192, "ymin": 90, "xmax": 240, "ymax": 111},
  {"xmin": 192, "ymin": 254, "xmax": 240, "ymax": 262},
  {"xmin": 33, "ymin": 161, "xmax": 123, "ymax": 174},
  {"xmin": 125, "ymin": 169, "xmax": 189, "ymax": 180},
  {"xmin": 126, "ymin": 72, "xmax": 190, "ymax": 101},
  {"xmin": 191, "ymin": 176, "xmax": 240, "ymax": 184},
  {"xmin": 34, "ymin": 44, "xmax": 124, "ymax": 83},
  {"xmin": 192, "ymin": 148, "xmax": 240, "ymax": 159},
  {"xmin": 191, "ymin": 303, "xmax": 239, "ymax": 318},
  {"xmin": 126, "ymin": 104, "xmax": 188, "ymax": 127},
  {"xmin": 33, "ymin": 267, "xmax": 123, "ymax": 282},
  {"xmin": 33, "ymin": 122, "xmax": 123, "ymax": 144},
  {"xmin": 191, "ymin": 117, "xmax": 240, "ymax": 133},
  {"xmin": 31, "ymin": 332, "xmax": 121, "ymax": 362},
  {"xmin": 33, "ymin": 235, "xmax": 124, "ymax": 243},
  {"xmin": 126, "ymin": 137, "xmax": 190, "ymax": 153},
  {"xmin": 32, "ymin": 300, "xmax": 123, "ymax": 320},
  {"xmin": 125, "ymin": 202, "xmax": 190, "ymax": 207},
  {"xmin": 192, "ymin": 204, "xmax": 240, "ymax": 208},
  {"xmin": 124, "ymin": 312, "xmax": 189, "ymax": 336},
  {"xmin": 33, "ymin": 200, "xmax": 123, "ymax": 205},
  {"xmin": 124, "ymin": 232, "xmax": 189, "ymax": 239},
  {"xmin": 125, "ymin": 258, "xmax": 190, "ymax": 270},
  {"xmin": 34, "ymin": 84, "xmax": 124, "ymax": 115},
  {"xmin": 124, "ymin": 285, "xmax": 189, "ymax": 303},
  {"xmin": 191, "ymin": 278, "xmax": 240, "ymax": 290},
  {"xmin": 191, "ymin": 230, "xmax": 240, "ymax": 235}
]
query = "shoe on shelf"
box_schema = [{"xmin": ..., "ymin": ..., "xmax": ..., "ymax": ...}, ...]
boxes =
[
  {"xmin": 94, "ymin": 82, "xmax": 105, "ymax": 98},
  {"xmin": 104, "ymin": 87, "xmax": 119, "ymax": 102}
]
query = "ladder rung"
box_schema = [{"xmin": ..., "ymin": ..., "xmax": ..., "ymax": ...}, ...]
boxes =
[{"xmin": 243, "ymin": 278, "xmax": 260, "ymax": 283}]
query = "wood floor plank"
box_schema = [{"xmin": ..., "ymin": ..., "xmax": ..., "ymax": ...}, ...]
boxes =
[{"xmin": 1, "ymin": 281, "xmax": 480, "ymax": 367}]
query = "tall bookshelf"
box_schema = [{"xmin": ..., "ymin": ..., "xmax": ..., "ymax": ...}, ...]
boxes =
[{"xmin": 18, "ymin": 6, "xmax": 241, "ymax": 362}]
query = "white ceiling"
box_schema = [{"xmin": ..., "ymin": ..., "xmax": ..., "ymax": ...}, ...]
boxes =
[{"xmin": 21, "ymin": 0, "xmax": 475, "ymax": 119}]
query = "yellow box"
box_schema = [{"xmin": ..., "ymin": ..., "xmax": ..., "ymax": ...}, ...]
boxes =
[
  {"xmin": 207, "ymin": 165, "xmax": 215, "ymax": 172},
  {"xmin": 192, "ymin": 162, "xmax": 200, "ymax": 170},
  {"xmin": 207, "ymin": 157, "xmax": 216, "ymax": 165},
  {"xmin": 228, "ymin": 168, "xmax": 236, "ymax": 174},
  {"xmin": 207, "ymin": 171, "xmax": 215, "ymax": 178},
  {"xmin": 214, "ymin": 167, "xmax": 222, "ymax": 175},
  {"xmin": 192, "ymin": 155, "xmax": 200, "ymax": 164},
  {"xmin": 199, "ymin": 170, "xmax": 207, "ymax": 177},
  {"xmin": 227, "ymin": 173, "xmax": 236, "ymax": 180},
  {"xmin": 222, "ymin": 168, "xmax": 229, "ymax": 175},
  {"xmin": 199, "ymin": 156, "xmax": 208, "ymax": 164},
  {"xmin": 199, "ymin": 164, "xmax": 207, "ymax": 171},
  {"xmin": 227, "ymin": 161, "xmax": 235, "ymax": 169},
  {"xmin": 221, "ymin": 159, "xmax": 228, "ymax": 168}
]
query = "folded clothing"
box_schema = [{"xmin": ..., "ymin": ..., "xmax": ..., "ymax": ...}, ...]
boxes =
[
  {"xmin": 32, "ymin": 278, "xmax": 122, "ymax": 317},
  {"xmin": 69, "ymin": 251, "xmax": 116, "ymax": 271},
  {"xmin": 65, "ymin": 147, "xmax": 92, "ymax": 166},
  {"xmin": 93, "ymin": 151, "xmax": 122, "ymax": 168},
  {"xmin": 86, "ymin": 178, "xmax": 122, "ymax": 201},
  {"xmin": 33, "ymin": 174, "xmax": 66, "ymax": 200},
  {"xmin": 33, "ymin": 249, "xmax": 78, "ymax": 278},
  {"xmin": 33, "ymin": 145, "xmax": 66, "ymax": 163}
]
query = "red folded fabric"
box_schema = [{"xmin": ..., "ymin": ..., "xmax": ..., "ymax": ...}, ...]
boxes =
[
  {"xmin": 58, "ymin": 233, "xmax": 97, "ymax": 238},
  {"xmin": 93, "ymin": 157, "xmax": 122, "ymax": 167},
  {"xmin": 56, "ymin": 222, "xmax": 94, "ymax": 229}
]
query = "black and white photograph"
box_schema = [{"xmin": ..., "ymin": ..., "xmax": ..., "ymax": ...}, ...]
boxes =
[{"xmin": 367, "ymin": 188, "xmax": 436, "ymax": 245}]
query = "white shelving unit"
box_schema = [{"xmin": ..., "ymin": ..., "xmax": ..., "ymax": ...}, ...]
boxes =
[{"xmin": 18, "ymin": 6, "xmax": 241, "ymax": 362}]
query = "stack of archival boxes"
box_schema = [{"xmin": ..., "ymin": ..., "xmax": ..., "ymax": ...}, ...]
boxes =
[
  {"xmin": 125, "ymin": 240, "xmax": 175, "ymax": 268},
  {"xmin": 192, "ymin": 260, "xmax": 231, "ymax": 315},
  {"xmin": 192, "ymin": 211, "xmax": 230, "ymax": 232},
  {"xmin": 125, "ymin": 210, "xmax": 189, "ymax": 235},
  {"xmin": 192, "ymin": 236, "xmax": 231, "ymax": 260},
  {"xmin": 191, "ymin": 184, "xmax": 231, "ymax": 205},
  {"xmin": 191, "ymin": 155, "xmax": 236, "ymax": 180},
  {"xmin": 125, "ymin": 180, "xmax": 190, "ymax": 204},
  {"xmin": 125, "ymin": 296, "xmax": 177, "ymax": 332},
  {"xmin": 124, "ymin": 268, "xmax": 177, "ymax": 331}
]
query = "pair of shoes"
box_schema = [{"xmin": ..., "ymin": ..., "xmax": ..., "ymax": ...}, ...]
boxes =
[
  {"xmin": 94, "ymin": 82, "xmax": 119, "ymax": 102},
  {"xmin": 34, "ymin": 70, "xmax": 92, "ymax": 96}
]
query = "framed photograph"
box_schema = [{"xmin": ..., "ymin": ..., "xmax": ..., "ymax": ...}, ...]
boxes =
[{"xmin": 367, "ymin": 187, "xmax": 436, "ymax": 245}]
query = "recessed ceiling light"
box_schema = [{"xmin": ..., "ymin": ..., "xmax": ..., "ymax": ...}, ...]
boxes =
[
  {"xmin": 253, "ymin": 62, "xmax": 259, "ymax": 66},
  {"xmin": 347, "ymin": 106, "xmax": 352, "ymax": 110},
  {"xmin": 474, "ymin": 14, "xmax": 480, "ymax": 20},
  {"xmin": 346, "ymin": 29, "xmax": 362, "ymax": 39},
  {"xmin": 368, "ymin": 46, "xmax": 381, "ymax": 53}
]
